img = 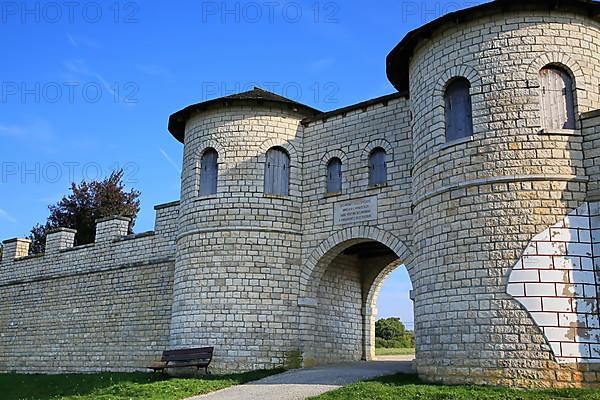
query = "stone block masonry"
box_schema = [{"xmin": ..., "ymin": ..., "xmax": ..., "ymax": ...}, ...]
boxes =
[
  {"xmin": 2, "ymin": 0, "xmax": 600, "ymax": 389},
  {"xmin": 583, "ymin": 111, "xmax": 600, "ymax": 200},
  {"xmin": 0, "ymin": 203, "xmax": 179, "ymax": 372}
]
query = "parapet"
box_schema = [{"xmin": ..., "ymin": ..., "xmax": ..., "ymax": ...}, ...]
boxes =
[
  {"xmin": 1, "ymin": 238, "xmax": 31, "ymax": 263},
  {"xmin": 45, "ymin": 228, "xmax": 76, "ymax": 254},
  {"xmin": 0, "ymin": 216, "xmax": 131, "ymax": 265},
  {"xmin": 95, "ymin": 216, "xmax": 131, "ymax": 243},
  {"xmin": 0, "ymin": 200, "xmax": 179, "ymax": 273}
]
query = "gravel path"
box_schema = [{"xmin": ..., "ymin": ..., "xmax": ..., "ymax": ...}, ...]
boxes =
[{"xmin": 186, "ymin": 356, "xmax": 414, "ymax": 400}]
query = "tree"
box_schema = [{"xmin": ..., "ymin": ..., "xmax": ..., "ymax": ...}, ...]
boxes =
[
  {"xmin": 375, "ymin": 317, "xmax": 415, "ymax": 348},
  {"xmin": 28, "ymin": 170, "xmax": 141, "ymax": 254},
  {"xmin": 375, "ymin": 317, "xmax": 406, "ymax": 340}
]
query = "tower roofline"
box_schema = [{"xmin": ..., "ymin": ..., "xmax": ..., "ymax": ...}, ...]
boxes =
[
  {"xmin": 386, "ymin": 0, "xmax": 600, "ymax": 93},
  {"xmin": 168, "ymin": 87, "xmax": 321, "ymax": 143}
]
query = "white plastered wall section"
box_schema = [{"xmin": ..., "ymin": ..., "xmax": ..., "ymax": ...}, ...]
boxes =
[{"xmin": 507, "ymin": 201, "xmax": 600, "ymax": 362}]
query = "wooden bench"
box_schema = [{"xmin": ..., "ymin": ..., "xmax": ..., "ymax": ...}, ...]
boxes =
[{"xmin": 149, "ymin": 347, "xmax": 214, "ymax": 374}]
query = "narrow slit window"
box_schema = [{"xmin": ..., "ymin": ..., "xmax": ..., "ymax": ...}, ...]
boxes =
[
  {"xmin": 369, "ymin": 148, "xmax": 387, "ymax": 186},
  {"xmin": 326, "ymin": 158, "xmax": 342, "ymax": 194},
  {"xmin": 199, "ymin": 148, "xmax": 218, "ymax": 196}
]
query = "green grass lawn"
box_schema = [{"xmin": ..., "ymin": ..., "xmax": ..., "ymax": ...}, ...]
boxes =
[
  {"xmin": 374, "ymin": 347, "xmax": 415, "ymax": 356},
  {"xmin": 0, "ymin": 369, "xmax": 282, "ymax": 400},
  {"xmin": 309, "ymin": 373, "xmax": 600, "ymax": 400}
]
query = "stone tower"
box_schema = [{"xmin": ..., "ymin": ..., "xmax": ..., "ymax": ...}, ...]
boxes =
[
  {"xmin": 2, "ymin": 0, "xmax": 600, "ymax": 390},
  {"xmin": 167, "ymin": 89, "xmax": 319, "ymax": 370},
  {"xmin": 386, "ymin": 0, "xmax": 600, "ymax": 385}
]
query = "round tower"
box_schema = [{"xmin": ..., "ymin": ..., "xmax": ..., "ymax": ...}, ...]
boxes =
[
  {"xmin": 387, "ymin": 0, "xmax": 600, "ymax": 387},
  {"xmin": 167, "ymin": 88, "xmax": 319, "ymax": 372}
]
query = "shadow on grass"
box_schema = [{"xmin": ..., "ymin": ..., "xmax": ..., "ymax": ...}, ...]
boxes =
[
  {"xmin": 1, "ymin": 369, "xmax": 284, "ymax": 400},
  {"xmin": 310, "ymin": 373, "xmax": 600, "ymax": 400}
]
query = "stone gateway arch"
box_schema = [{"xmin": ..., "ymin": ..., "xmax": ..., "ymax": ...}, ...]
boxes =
[{"xmin": 2, "ymin": 0, "xmax": 600, "ymax": 388}]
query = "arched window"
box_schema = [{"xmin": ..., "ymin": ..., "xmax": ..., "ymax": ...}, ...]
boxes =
[
  {"xmin": 369, "ymin": 148, "xmax": 387, "ymax": 186},
  {"xmin": 326, "ymin": 157, "xmax": 342, "ymax": 194},
  {"xmin": 539, "ymin": 66, "xmax": 576, "ymax": 130},
  {"xmin": 199, "ymin": 148, "xmax": 218, "ymax": 196},
  {"xmin": 265, "ymin": 147, "xmax": 290, "ymax": 196},
  {"xmin": 444, "ymin": 77, "xmax": 473, "ymax": 142}
]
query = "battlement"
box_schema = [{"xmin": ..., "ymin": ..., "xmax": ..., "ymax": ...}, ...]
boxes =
[
  {"xmin": 0, "ymin": 201, "xmax": 179, "ymax": 284},
  {"xmin": 2, "ymin": 0, "xmax": 600, "ymax": 385}
]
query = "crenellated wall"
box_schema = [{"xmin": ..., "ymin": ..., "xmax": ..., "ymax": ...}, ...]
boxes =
[
  {"xmin": 2, "ymin": 0, "xmax": 600, "ymax": 388},
  {"xmin": 0, "ymin": 202, "xmax": 179, "ymax": 372}
]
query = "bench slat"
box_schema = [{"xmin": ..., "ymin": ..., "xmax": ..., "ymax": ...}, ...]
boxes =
[
  {"xmin": 150, "ymin": 346, "xmax": 214, "ymax": 373},
  {"xmin": 162, "ymin": 347, "xmax": 213, "ymax": 359},
  {"xmin": 163, "ymin": 355, "xmax": 211, "ymax": 362},
  {"xmin": 154, "ymin": 362, "xmax": 210, "ymax": 369}
]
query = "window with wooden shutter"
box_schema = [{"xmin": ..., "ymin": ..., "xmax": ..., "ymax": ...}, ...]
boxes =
[
  {"xmin": 264, "ymin": 147, "xmax": 290, "ymax": 196},
  {"xmin": 444, "ymin": 77, "xmax": 474, "ymax": 142},
  {"xmin": 539, "ymin": 66, "xmax": 576, "ymax": 130},
  {"xmin": 326, "ymin": 158, "xmax": 342, "ymax": 194},
  {"xmin": 199, "ymin": 148, "xmax": 218, "ymax": 196},
  {"xmin": 369, "ymin": 148, "xmax": 387, "ymax": 186}
]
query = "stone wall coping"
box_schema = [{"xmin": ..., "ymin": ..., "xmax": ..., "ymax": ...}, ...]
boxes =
[
  {"xmin": 2, "ymin": 238, "xmax": 32, "ymax": 245},
  {"xmin": 114, "ymin": 231, "xmax": 155, "ymax": 242},
  {"xmin": 47, "ymin": 228, "xmax": 77, "ymax": 235},
  {"xmin": 95, "ymin": 216, "xmax": 132, "ymax": 224},
  {"xmin": 301, "ymin": 92, "xmax": 407, "ymax": 126},
  {"xmin": 59, "ymin": 243, "xmax": 95, "ymax": 253},
  {"xmin": 581, "ymin": 109, "xmax": 600, "ymax": 120},
  {"xmin": 538, "ymin": 128, "xmax": 579, "ymax": 136},
  {"xmin": 154, "ymin": 200, "xmax": 180, "ymax": 210}
]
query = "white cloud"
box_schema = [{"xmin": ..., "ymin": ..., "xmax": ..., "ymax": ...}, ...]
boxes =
[
  {"xmin": 0, "ymin": 119, "xmax": 54, "ymax": 141},
  {"xmin": 67, "ymin": 34, "xmax": 100, "ymax": 49},
  {"xmin": 0, "ymin": 208, "xmax": 17, "ymax": 224},
  {"xmin": 159, "ymin": 148, "xmax": 181, "ymax": 174},
  {"xmin": 0, "ymin": 124, "xmax": 25, "ymax": 137},
  {"xmin": 62, "ymin": 59, "xmax": 131, "ymax": 106}
]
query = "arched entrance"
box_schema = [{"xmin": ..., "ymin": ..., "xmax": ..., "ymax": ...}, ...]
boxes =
[{"xmin": 299, "ymin": 228, "xmax": 414, "ymax": 367}]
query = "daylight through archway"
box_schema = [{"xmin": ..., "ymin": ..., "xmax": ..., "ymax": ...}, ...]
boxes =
[
  {"xmin": 371, "ymin": 264, "xmax": 414, "ymax": 360},
  {"xmin": 301, "ymin": 239, "xmax": 414, "ymax": 366}
]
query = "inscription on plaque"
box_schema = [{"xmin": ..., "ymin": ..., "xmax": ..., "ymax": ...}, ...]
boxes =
[{"xmin": 334, "ymin": 196, "xmax": 378, "ymax": 226}]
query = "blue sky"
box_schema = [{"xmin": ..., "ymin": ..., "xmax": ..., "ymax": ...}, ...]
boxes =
[{"xmin": 0, "ymin": 1, "xmax": 486, "ymax": 327}]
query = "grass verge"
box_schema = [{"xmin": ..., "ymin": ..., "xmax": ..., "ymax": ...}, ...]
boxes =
[
  {"xmin": 309, "ymin": 373, "xmax": 600, "ymax": 400},
  {"xmin": 1, "ymin": 369, "xmax": 283, "ymax": 400},
  {"xmin": 374, "ymin": 347, "xmax": 415, "ymax": 356}
]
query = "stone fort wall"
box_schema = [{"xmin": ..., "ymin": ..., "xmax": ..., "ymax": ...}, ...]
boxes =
[
  {"xmin": 0, "ymin": 202, "xmax": 178, "ymax": 372},
  {"xmin": 1, "ymin": 1, "xmax": 600, "ymax": 389}
]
